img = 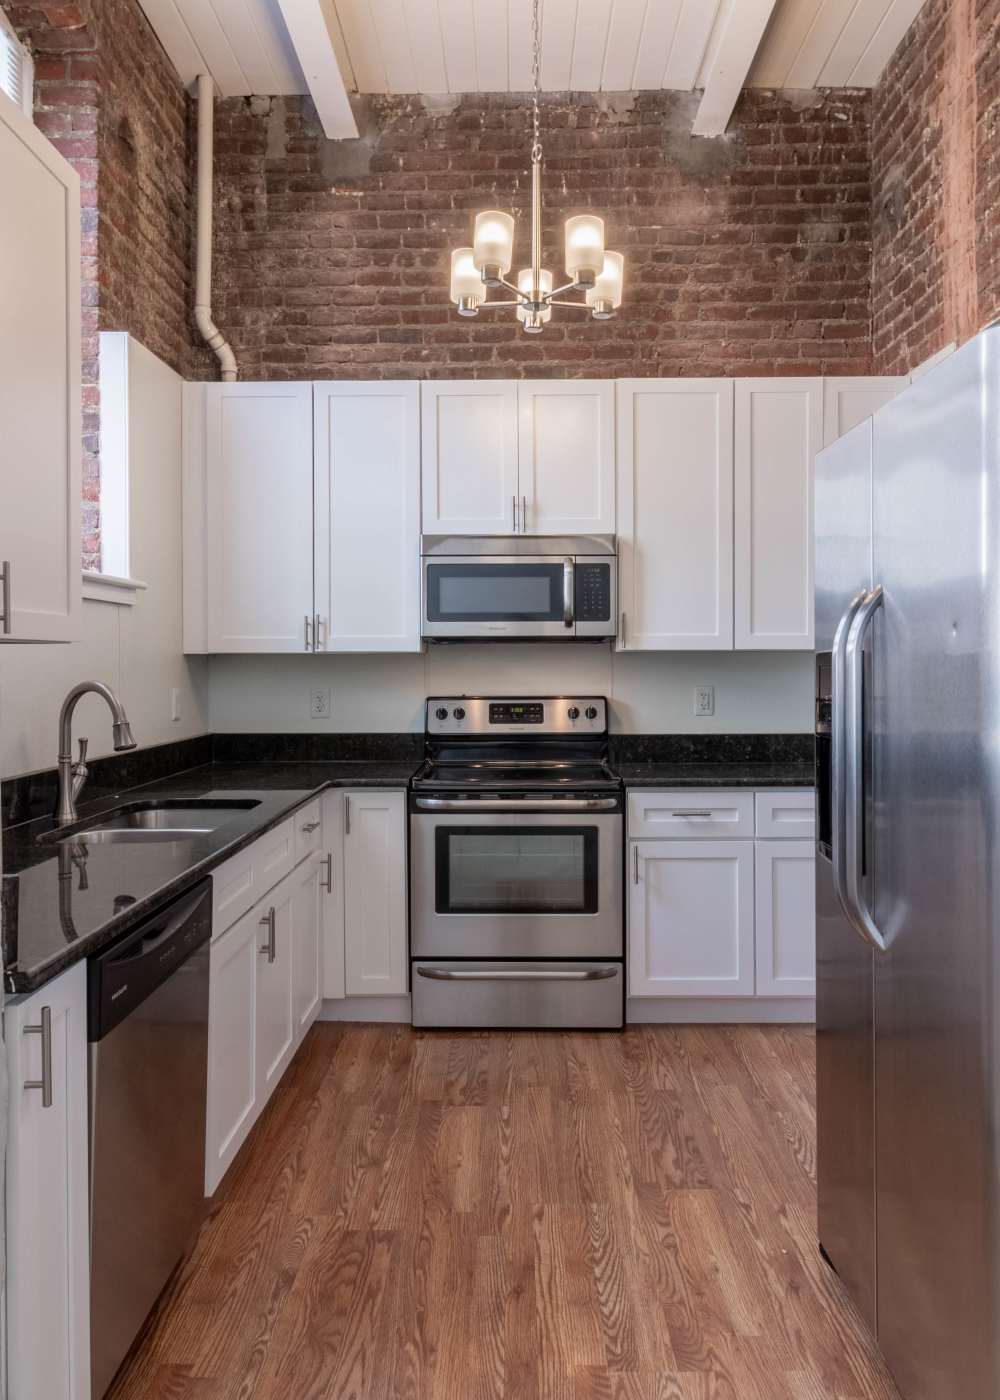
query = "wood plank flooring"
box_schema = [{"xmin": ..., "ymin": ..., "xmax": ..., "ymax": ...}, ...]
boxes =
[{"xmin": 107, "ymin": 1024, "xmax": 901, "ymax": 1400}]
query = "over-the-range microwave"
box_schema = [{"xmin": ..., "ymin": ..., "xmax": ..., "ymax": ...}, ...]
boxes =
[{"xmin": 421, "ymin": 535, "xmax": 617, "ymax": 641}]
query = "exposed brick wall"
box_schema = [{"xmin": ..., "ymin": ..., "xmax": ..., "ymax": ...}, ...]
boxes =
[
  {"xmin": 2, "ymin": 0, "xmax": 194, "ymax": 568},
  {"xmin": 872, "ymin": 0, "xmax": 1000, "ymax": 374},
  {"xmin": 202, "ymin": 89, "xmax": 872, "ymax": 381}
]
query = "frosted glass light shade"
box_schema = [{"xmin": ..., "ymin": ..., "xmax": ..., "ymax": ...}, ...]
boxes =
[
  {"xmin": 516, "ymin": 267, "xmax": 553, "ymax": 326},
  {"xmin": 565, "ymin": 214, "xmax": 605, "ymax": 282},
  {"xmin": 472, "ymin": 210, "xmax": 515, "ymax": 276},
  {"xmin": 450, "ymin": 248, "xmax": 484, "ymax": 311},
  {"xmin": 586, "ymin": 251, "xmax": 624, "ymax": 314}
]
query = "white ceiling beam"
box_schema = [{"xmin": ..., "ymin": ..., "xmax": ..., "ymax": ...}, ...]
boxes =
[
  {"xmin": 692, "ymin": 0, "xmax": 778, "ymax": 136},
  {"xmin": 274, "ymin": 0, "xmax": 359, "ymax": 136}
]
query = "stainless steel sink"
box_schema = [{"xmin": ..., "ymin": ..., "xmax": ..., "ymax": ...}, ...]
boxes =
[{"xmin": 39, "ymin": 799, "xmax": 261, "ymax": 845}]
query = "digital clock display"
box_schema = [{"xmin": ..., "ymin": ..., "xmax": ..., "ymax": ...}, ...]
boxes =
[{"xmin": 489, "ymin": 702, "xmax": 544, "ymax": 724}]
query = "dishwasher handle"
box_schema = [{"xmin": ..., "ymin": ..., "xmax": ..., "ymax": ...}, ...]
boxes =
[{"xmin": 88, "ymin": 881, "xmax": 213, "ymax": 1042}]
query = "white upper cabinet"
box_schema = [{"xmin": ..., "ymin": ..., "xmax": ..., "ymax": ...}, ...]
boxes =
[
  {"xmin": 314, "ymin": 381, "xmax": 421, "ymax": 651},
  {"xmin": 517, "ymin": 380, "xmax": 615, "ymax": 534},
  {"xmin": 421, "ymin": 381, "xmax": 519, "ymax": 534},
  {"xmin": 823, "ymin": 375, "xmax": 908, "ymax": 447},
  {"xmin": 617, "ymin": 379, "xmax": 734, "ymax": 650},
  {"xmin": 734, "ymin": 378, "xmax": 822, "ymax": 651},
  {"xmin": 0, "ymin": 93, "xmax": 81, "ymax": 643},
  {"xmin": 200, "ymin": 382, "xmax": 314, "ymax": 652}
]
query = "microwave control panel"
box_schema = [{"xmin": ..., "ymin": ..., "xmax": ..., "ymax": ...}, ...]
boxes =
[{"xmin": 576, "ymin": 563, "xmax": 612, "ymax": 622}]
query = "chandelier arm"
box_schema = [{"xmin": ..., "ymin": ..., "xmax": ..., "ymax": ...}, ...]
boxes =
[
  {"xmin": 547, "ymin": 298, "xmax": 598, "ymax": 309},
  {"xmin": 496, "ymin": 274, "xmax": 528, "ymax": 298},
  {"xmin": 545, "ymin": 279, "xmax": 579, "ymax": 300},
  {"xmin": 477, "ymin": 300, "xmax": 524, "ymax": 308}
]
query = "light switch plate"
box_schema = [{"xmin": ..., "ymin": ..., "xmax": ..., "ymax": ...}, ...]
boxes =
[{"xmin": 694, "ymin": 685, "xmax": 715, "ymax": 717}]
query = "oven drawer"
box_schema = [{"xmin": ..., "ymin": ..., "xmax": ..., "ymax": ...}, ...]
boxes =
[{"xmin": 411, "ymin": 961, "xmax": 624, "ymax": 1028}]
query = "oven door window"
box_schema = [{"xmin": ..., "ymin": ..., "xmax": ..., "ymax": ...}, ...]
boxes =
[
  {"xmin": 426, "ymin": 563, "xmax": 566, "ymax": 624},
  {"xmin": 435, "ymin": 826, "xmax": 599, "ymax": 914}
]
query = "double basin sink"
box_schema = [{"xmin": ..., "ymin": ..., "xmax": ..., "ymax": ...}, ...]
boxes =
[{"xmin": 39, "ymin": 798, "xmax": 262, "ymax": 846}]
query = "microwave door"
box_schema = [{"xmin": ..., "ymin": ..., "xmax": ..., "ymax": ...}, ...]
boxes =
[{"xmin": 423, "ymin": 555, "xmax": 575, "ymax": 639}]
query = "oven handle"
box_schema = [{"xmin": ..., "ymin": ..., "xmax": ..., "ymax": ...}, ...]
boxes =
[
  {"xmin": 412, "ymin": 796, "xmax": 620, "ymax": 812},
  {"xmin": 416, "ymin": 967, "xmax": 618, "ymax": 982}
]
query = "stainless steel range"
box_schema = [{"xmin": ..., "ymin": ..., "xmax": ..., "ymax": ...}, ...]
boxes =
[{"xmin": 409, "ymin": 696, "xmax": 624, "ymax": 1028}]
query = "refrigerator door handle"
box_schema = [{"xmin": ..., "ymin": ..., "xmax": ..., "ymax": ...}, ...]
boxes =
[
  {"xmin": 844, "ymin": 585, "xmax": 888, "ymax": 953},
  {"xmin": 831, "ymin": 589, "xmax": 868, "ymax": 920}
]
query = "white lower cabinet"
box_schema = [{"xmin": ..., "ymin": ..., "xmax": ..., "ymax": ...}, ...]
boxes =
[
  {"xmin": 628, "ymin": 788, "xmax": 816, "ymax": 1010},
  {"xmin": 343, "ymin": 789, "xmax": 408, "ymax": 996},
  {"xmin": 5, "ymin": 960, "xmax": 91, "ymax": 1400},
  {"xmin": 754, "ymin": 840, "xmax": 817, "ymax": 997},
  {"xmin": 629, "ymin": 839, "xmax": 755, "ymax": 997},
  {"xmin": 206, "ymin": 845, "xmax": 325, "ymax": 1195}
]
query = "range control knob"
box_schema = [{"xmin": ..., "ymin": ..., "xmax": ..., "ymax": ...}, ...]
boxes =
[
  {"xmin": 435, "ymin": 707, "xmax": 449, "ymax": 721},
  {"xmin": 453, "ymin": 706, "xmax": 466, "ymax": 720},
  {"xmin": 585, "ymin": 705, "xmax": 599, "ymax": 720},
  {"xmin": 567, "ymin": 706, "xmax": 580, "ymax": 720}
]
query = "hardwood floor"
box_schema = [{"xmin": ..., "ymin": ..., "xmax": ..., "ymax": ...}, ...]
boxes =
[{"xmin": 107, "ymin": 1024, "xmax": 901, "ymax": 1400}]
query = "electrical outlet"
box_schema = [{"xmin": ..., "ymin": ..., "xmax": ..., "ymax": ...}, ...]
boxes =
[
  {"xmin": 310, "ymin": 687, "xmax": 332, "ymax": 720},
  {"xmin": 694, "ymin": 685, "xmax": 715, "ymax": 718}
]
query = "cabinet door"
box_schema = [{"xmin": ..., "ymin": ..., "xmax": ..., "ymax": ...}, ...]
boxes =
[
  {"xmin": 314, "ymin": 381, "xmax": 421, "ymax": 651},
  {"xmin": 343, "ymin": 789, "xmax": 408, "ymax": 996},
  {"xmin": 754, "ymin": 839, "xmax": 816, "ymax": 997},
  {"xmin": 256, "ymin": 878, "xmax": 296, "ymax": 1103},
  {"xmin": 628, "ymin": 840, "xmax": 754, "ymax": 997},
  {"xmin": 291, "ymin": 853, "xmax": 323, "ymax": 1038},
  {"xmin": 617, "ymin": 379, "xmax": 733, "ymax": 649},
  {"xmin": 823, "ymin": 376, "xmax": 907, "ymax": 447},
  {"xmin": 6, "ymin": 961, "xmax": 90, "ymax": 1399},
  {"xmin": 203, "ymin": 382, "xmax": 314, "ymax": 652},
  {"xmin": 421, "ymin": 381, "xmax": 519, "ymax": 533},
  {"xmin": 0, "ymin": 96, "xmax": 81, "ymax": 643},
  {"xmin": 734, "ymin": 378, "xmax": 821, "ymax": 650},
  {"xmin": 206, "ymin": 908, "xmax": 259, "ymax": 1194},
  {"xmin": 517, "ymin": 380, "xmax": 615, "ymax": 534},
  {"xmin": 321, "ymin": 790, "xmax": 346, "ymax": 1000}
]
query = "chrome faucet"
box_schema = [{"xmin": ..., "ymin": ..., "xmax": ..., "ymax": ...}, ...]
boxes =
[{"xmin": 55, "ymin": 681, "xmax": 137, "ymax": 825}]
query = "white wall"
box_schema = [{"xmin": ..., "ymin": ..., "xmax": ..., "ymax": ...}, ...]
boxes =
[
  {"xmin": 0, "ymin": 338, "xmax": 208, "ymax": 781},
  {"xmin": 208, "ymin": 647, "xmax": 814, "ymax": 734}
]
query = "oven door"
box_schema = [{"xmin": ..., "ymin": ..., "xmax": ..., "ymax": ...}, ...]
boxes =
[
  {"xmin": 422, "ymin": 554, "xmax": 581, "ymax": 639},
  {"xmin": 410, "ymin": 807, "xmax": 623, "ymax": 958}
]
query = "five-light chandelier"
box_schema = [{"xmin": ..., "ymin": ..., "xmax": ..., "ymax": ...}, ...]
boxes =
[{"xmin": 449, "ymin": 0, "xmax": 624, "ymax": 334}]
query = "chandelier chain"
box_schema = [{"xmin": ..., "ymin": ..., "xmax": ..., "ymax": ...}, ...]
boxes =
[{"xmin": 530, "ymin": 0, "xmax": 542, "ymax": 165}]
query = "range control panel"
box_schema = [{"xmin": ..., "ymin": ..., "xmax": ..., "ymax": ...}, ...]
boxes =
[{"xmin": 427, "ymin": 696, "xmax": 608, "ymax": 736}]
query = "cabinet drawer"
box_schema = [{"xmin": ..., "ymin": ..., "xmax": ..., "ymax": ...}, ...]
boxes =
[
  {"xmin": 212, "ymin": 817, "xmax": 295, "ymax": 936},
  {"xmin": 755, "ymin": 790, "xmax": 816, "ymax": 840},
  {"xmin": 294, "ymin": 798, "xmax": 323, "ymax": 863},
  {"xmin": 627, "ymin": 790, "xmax": 754, "ymax": 840}
]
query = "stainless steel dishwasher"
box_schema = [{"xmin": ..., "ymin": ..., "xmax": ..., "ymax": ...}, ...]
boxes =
[{"xmin": 88, "ymin": 880, "xmax": 212, "ymax": 1398}]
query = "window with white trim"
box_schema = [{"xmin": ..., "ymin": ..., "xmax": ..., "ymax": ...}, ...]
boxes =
[{"xmin": 0, "ymin": 12, "xmax": 33, "ymax": 118}]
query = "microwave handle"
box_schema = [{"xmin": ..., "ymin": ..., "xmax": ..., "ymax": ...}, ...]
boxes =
[{"xmin": 563, "ymin": 558, "xmax": 575, "ymax": 628}]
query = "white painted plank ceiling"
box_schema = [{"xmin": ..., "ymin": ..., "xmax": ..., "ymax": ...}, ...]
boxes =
[{"xmin": 140, "ymin": 0, "xmax": 931, "ymax": 98}]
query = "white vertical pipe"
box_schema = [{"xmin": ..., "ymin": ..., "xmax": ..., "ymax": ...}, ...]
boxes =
[{"xmin": 195, "ymin": 73, "xmax": 237, "ymax": 381}]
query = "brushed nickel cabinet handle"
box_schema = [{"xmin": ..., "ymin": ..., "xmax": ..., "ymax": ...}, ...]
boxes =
[
  {"xmin": 512, "ymin": 495, "xmax": 518, "ymax": 532},
  {"xmin": 671, "ymin": 810, "xmax": 713, "ymax": 818},
  {"xmin": 259, "ymin": 907, "xmax": 276, "ymax": 962},
  {"xmin": 620, "ymin": 611, "xmax": 627, "ymax": 648},
  {"xmin": 322, "ymin": 852, "xmax": 334, "ymax": 893},
  {"xmin": 344, "ymin": 795, "xmax": 351, "ymax": 835},
  {"xmin": 522, "ymin": 494, "xmax": 528, "ymax": 532},
  {"xmin": 0, "ymin": 559, "xmax": 11, "ymax": 635},
  {"xmin": 301, "ymin": 820, "xmax": 321, "ymax": 833},
  {"xmin": 633, "ymin": 845, "xmax": 640, "ymax": 885},
  {"xmin": 23, "ymin": 1006, "xmax": 53, "ymax": 1108},
  {"xmin": 314, "ymin": 614, "xmax": 327, "ymax": 651},
  {"xmin": 304, "ymin": 614, "xmax": 313, "ymax": 652}
]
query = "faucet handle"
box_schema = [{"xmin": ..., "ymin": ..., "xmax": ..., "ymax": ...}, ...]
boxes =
[{"xmin": 76, "ymin": 737, "xmax": 89, "ymax": 767}]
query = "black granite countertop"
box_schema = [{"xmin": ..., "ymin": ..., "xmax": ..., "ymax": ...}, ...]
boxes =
[
  {"xmin": 615, "ymin": 761, "xmax": 815, "ymax": 789},
  {"xmin": 2, "ymin": 759, "xmax": 419, "ymax": 994}
]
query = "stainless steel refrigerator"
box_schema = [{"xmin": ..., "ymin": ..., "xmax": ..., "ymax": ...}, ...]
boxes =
[{"xmin": 815, "ymin": 325, "xmax": 1000, "ymax": 1400}]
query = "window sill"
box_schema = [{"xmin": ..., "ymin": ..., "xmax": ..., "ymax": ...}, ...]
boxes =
[{"xmin": 82, "ymin": 572, "xmax": 148, "ymax": 606}]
